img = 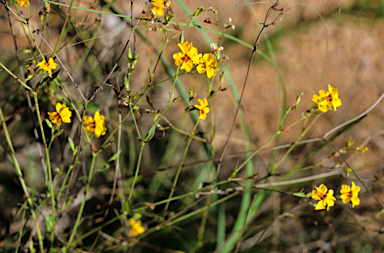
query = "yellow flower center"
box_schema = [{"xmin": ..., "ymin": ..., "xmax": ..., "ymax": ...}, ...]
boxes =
[
  {"xmin": 344, "ymin": 191, "xmax": 351, "ymax": 198},
  {"xmin": 85, "ymin": 122, "xmax": 95, "ymax": 130}
]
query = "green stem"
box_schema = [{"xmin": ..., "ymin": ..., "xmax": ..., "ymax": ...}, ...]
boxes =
[
  {"xmin": 231, "ymin": 131, "xmax": 281, "ymax": 178},
  {"xmin": 0, "ymin": 107, "xmax": 44, "ymax": 253},
  {"xmin": 128, "ymin": 142, "xmax": 145, "ymax": 202},
  {"xmin": 0, "ymin": 62, "xmax": 31, "ymax": 91},
  {"xmin": 271, "ymin": 114, "xmax": 320, "ymax": 173},
  {"xmin": 128, "ymin": 102, "xmax": 142, "ymax": 140},
  {"xmin": 66, "ymin": 153, "xmax": 97, "ymax": 250},
  {"xmin": 57, "ymin": 147, "xmax": 78, "ymax": 212},
  {"xmin": 52, "ymin": 0, "xmax": 75, "ymax": 56},
  {"xmin": 33, "ymin": 93, "xmax": 55, "ymax": 248},
  {"xmin": 164, "ymin": 119, "xmax": 200, "ymax": 212}
]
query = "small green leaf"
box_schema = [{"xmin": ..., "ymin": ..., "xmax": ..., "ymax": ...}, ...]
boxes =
[
  {"xmin": 98, "ymin": 163, "xmax": 110, "ymax": 171},
  {"xmin": 172, "ymin": 98, "xmax": 181, "ymax": 104},
  {"xmin": 68, "ymin": 137, "xmax": 75, "ymax": 152},
  {"xmin": 192, "ymin": 6, "xmax": 204, "ymax": 17},
  {"xmin": 133, "ymin": 213, "xmax": 142, "ymax": 221},
  {"xmin": 54, "ymin": 167, "xmax": 63, "ymax": 175},
  {"xmin": 45, "ymin": 119, "xmax": 53, "ymax": 129},
  {"xmin": 20, "ymin": 48, "xmax": 32, "ymax": 54},
  {"xmin": 108, "ymin": 152, "xmax": 118, "ymax": 163},
  {"xmin": 124, "ymin": 75, "xmax": 130, "ymax": 92},
  {"xmin": 45, "ymin": 214, "xmax": 54, "ymax": 233},
  {"xmin": 220, "ymin": 71, "xmax": 225, "ymax": 85},
  {"xmin": 144, "ymin": 125, "xmax": 156, "ymax": 143},
  {"xmin": 295, "ymin": 92, "xmax": 303, "ymax": 105},
  {"xmin": 189, "ymin": 88, "xmax": 193, "ymax": 98},
  {"xmin": 124, "ymin": 201, "xmax": 130, "ymax": 213},
  {"xmin": 128, "ymin": 47, "xmax": 132, "ymax": 59}
]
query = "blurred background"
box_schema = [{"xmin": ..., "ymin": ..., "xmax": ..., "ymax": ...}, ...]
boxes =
[{"xmin": 1, "ymin": 0, "xmax": 384, "ymax": 252}]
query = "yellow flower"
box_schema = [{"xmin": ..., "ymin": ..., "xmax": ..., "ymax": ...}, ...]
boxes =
[
  {"xmin": 173, "ymin": 41, "xmax": 199, "ymax": 72},
  {"xmin": 311, "ymin": 184, "xmax": 336, "ymax": 211},
  {"xmin": 196, "ymin": 53, "xmax": 218, "ymax": 78},
  {"xmin": 194, "ymin": 98, "xmax": 210, "ymax": 120},
  {"xmin": 83, "ymin": 116, "xmax": 95, "ymax": 137},
  {"xmin": 48, "ymin": 103, "xmax": 72, "ymax": 127},
  {"xmin": 311, "ymin": 90, "xmax": 331, "ymax": 113},
  {"xmin": 311, "ymin": 84, "xmax": 341, "ymax": 113},
  {"xmin": 82, "ymin": 111, "xmax": 107, "ymax": 138},
  {"xmin": 129, "ymin": 218, "xmax": 145, "ymax": 237},
  {"xmin": 340, "ymin": 181, "xmax": 360, "ymax": 208},
  {"xmin": 328, "ymin": 84, "xmax": 342, "ymax": 111},
  {"xmin": 355, "ymin": 146, "xmax": 368, "ymax": 153},
  {"xmin": 151, "ymin": 0, "xmax": 170, "ymax": 16},
  {"xmin": 36, "ymin": 58, "xmax": 58, "ymax": 77},
  {"xmin": 16, "ymin": 0, "xmax": 29, "ymax": 7}
]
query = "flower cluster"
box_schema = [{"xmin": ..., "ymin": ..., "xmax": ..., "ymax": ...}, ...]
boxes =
[
  {"xmin": 195, "ymin": 53, "xmax": 218, "ymax": 78},
  {"xmin": 173, "ymin": 41, "xmax": 219, "ymax": 78},
  {"xmin": 48, "ymin": 103, "xmax": 72, "ymax": 127},
  {"xmin": 83, "ymin": 111, "xmax": 107, "ymax": 138},
  {"xmin": 129, "ymin": 218, "xmax": 145, "ymax": 237},
  {"xmin": 194, "ymin": 98, "xmax": 210, "ymax": 120},
  {"xmin": 36, "ymin": 58, "xmax": 58, "ymax": 77},
  {"xmin": 312, "ymin": 84, "xmax": 341, "ymax": 113},
  {"xmin": 311, "ymin": 182, "xmax": 360, "ymax": 211},
  {"xmin": 151, "ymin": 0, "xmax": 171, "ymax": 16},
  {"xmin": 16, "ymin": 0, "xmax": 29, "ymax": 7}
]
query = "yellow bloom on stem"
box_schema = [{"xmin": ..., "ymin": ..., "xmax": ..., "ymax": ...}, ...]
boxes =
[
  {"xmin": 340, "ymin": 181, "xmax": 360, "ymax": 208},
  {"xmin": 355, "ymin": 146, "xmax": 368, "ymax": 153},
  {"xmin": 82, "ymin": 111, "xmax": 107, "ymax": 138},
  {"xmin": 48, "ymin": 103, "xmax": 72, "ymax": 127},
  {"xmin": 194, "ymin": 98, "xmax": 210, "ymax": 120},
  {"xmin": 16, "ymin": 0, "xmax": 29, "ymax": 7},
  {"xmin": 152, "ymin": 0, "xmax": 170, "ymax": 16},
  {"xmin": 311, "ymin": 84, "xmax": 341, "ymax": 113},
  {"xmin": 196, "ymin": 53, "xmax": 218, "ymax": 78},
  {"xmin": 129, "ymin": 218, "xmax": 145, "ymax": 237},
  {"xmin": 36, "ymin": 58, "xmax": 58, "ymax": 77},
  {"xmin": 173, "ymin": 41, "xmax": 199, "ymax": 72},
  {"xmin": 328, "ymin": 84, "xmax": 342, "ymax": 110},
  {"xmin": 83, "ymin": 115, "xmax": 95, "ymax": 137},
  {"xmin": 311, "ymin": 184, "xmax": 336, "ymax": 211},
  {"xmin": 94, "ymin": 111, "xmax": 107, "ymax": 138}
]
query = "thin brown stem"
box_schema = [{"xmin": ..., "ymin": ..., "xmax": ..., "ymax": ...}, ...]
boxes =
[{"xmin": 214, "ymin": 0, "xmax": 287, "ymax": 181}]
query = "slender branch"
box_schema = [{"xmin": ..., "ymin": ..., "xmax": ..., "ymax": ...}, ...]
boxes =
[{"xmin": 214, "ymin": 0, "xmax": 287, "ymax": 180}]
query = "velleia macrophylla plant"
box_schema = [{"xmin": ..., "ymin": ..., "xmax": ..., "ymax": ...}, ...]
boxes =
[{"xmin": 2, "ymin": 0, "xmax": 381, "ymax": 252}]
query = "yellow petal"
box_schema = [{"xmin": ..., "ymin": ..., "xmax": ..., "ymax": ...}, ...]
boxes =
[
  {"xmin": 181, "ymin": 60, "xmax": 193, "ymax": 72},
  {"xmin": 94, "ymin": 111, "xmax": 107, "ymax": 138},
  {"xmin": 206, "ymin": 67, "xmax": 216, "ymax": 78},
  {"xmin": 196, "ymin": 64, "xmax": 206, "ymax": 74}
]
